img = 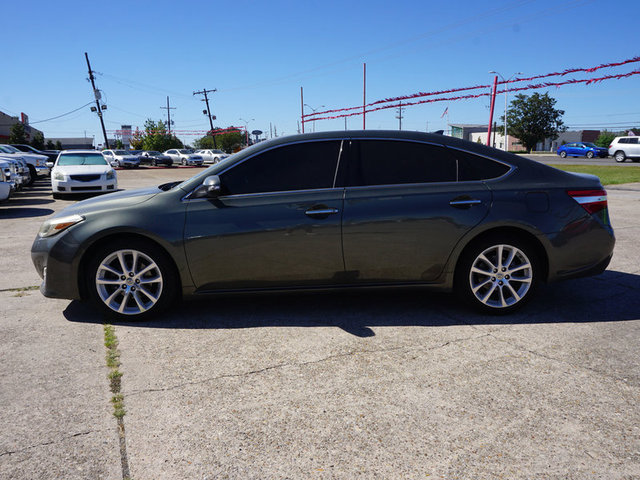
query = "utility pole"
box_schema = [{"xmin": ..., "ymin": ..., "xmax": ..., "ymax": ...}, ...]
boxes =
[
  {"xmin": 160, "ymin": 96, "xmax": 176, "ymax": 135},
  {"xmin": 193, "ymin": 88, "xmax": 217, "ymax": 148},
  {"xmin": 396, "ymin": 101, "xmax": 404, "ymax": 130},
  {"xmin": 84, "ymin": 52, "xmax": 109, "ymax": 149}
]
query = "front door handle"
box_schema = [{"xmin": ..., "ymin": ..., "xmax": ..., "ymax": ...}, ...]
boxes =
[{"xmin": 305, "ymin": 205, "xmax": 339, "ymax": 219}]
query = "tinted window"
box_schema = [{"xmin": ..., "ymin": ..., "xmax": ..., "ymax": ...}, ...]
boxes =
[
  {"xmin": 220, "ymin": 140, "xmax": 342, "ymax": 195},
  {"xmin": 349, "ymin": 140, "xmax": 456, "ymax": 186},
  {"xmin": 628, "ymin": 138, "xmax": 639, "ymax": 144},
  {"xmin": 619, "ymin": 138, "xmax": 629, "ymax": 144},
  {"xmin": 449, "ymin": 148, "xmax": 510, "ymax": 181},
  {"xmin": 57, "ymin": 154, "xmax": 108, "ymax": 166}
]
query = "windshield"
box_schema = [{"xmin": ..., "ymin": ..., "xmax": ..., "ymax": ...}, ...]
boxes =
[
  {"xmin": 211, "ymin": 149, "xmax": 225, "ymax": 154},
  {"xmin": 179, "ymin": 149, "xmax": 193, "ymax": 154},
  {"xmin": 583, "ymin": 142, "xmax": 597, "ymax": 147},
  {"xmin": 57, "ymin": 154, "xmax": 108, "ymax": 166},
  {"xmin": 0, "ymin": 145, "xmax": 20, "ymax": 153},
  {"xmin": 147, "ymin": 151, "xmax": 160, "ymax": 155},
  {"xmin": 115, "ymin": 150, "xmax": 128, "ymax": 155}
]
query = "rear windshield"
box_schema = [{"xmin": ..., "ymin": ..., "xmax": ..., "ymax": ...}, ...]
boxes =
[{"xmin": 57, "ymin": 154, "xmax": 108, "ymax": 166}]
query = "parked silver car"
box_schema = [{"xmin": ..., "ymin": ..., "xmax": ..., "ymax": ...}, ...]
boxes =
[
  {"xmin": 164, "ymin": 149, "xmax": 204, "ymax": 166},
  {"xmin": 608, "ymin": 136, "xmax": 640, "ymax": 163},
  {"xmin": 102, "ymin": 150, "xmax": 141, "ymax": 168}
]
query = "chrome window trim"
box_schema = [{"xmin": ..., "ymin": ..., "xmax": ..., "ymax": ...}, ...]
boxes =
[{"xmin": 184, "ymin": 186, "xmax": 346, "ymax": 203}]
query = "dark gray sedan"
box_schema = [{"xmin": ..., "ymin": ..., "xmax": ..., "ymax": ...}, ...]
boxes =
[
  {"xmin": 31, "ymin": 131, "xmax": 615, "ymax": 319},
  {"xmin": 139, "ymin": 151, "xmax": 173, "ymax": 167}
]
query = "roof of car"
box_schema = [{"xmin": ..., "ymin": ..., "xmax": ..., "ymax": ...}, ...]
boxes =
[{"xmin": 59, "ymin": 150, "xmax": 103, "ymax": 154}]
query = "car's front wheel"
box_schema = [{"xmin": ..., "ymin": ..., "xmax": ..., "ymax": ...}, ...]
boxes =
[
  {"xmin": 86, "ymin": 240, "xmax": 177, "ymax": 319},
  {"xmin": 586, "ymin": 151, "xmax": 594, "ymax": 159},
  {"xmin": 560, "ymin": 151, "xmax": 567, "ymax": 158},
  {"xmin": 456, "ymin": 236, "xmax": 539, "ymax": 314},
  {"xmin": 614, "ymin": 151, "xmax": 626, "ymax": 163}
]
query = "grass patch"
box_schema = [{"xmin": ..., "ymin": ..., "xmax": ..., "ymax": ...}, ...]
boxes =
[
  {"xmin": 103, "ymin": 324, "xmax": 125, "ymax": 418},
  {"xmin": 549, "ymin": 164, "xmax": 640, "ymax": 185}
]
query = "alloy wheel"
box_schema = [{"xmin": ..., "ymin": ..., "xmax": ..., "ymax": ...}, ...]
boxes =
[
  {"xmin": 468, "ymin": 244, "xmax": 533, "ymax": 309},
  {"xmin": 95, "ymin": 249, "xmax": 164, "ymax": 315}
]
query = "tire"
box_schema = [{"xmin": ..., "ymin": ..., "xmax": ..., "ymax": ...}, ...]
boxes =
[
  {"xmin": 614, "ymin": 151, "xmax": 626, "ymax": 163},
  {"xmin": 27, "ymin": 165, "xmax": 36, "ymax": 186},
  {"xmin": 151, "ymin": 159, "xmax": 157, "ymax": 167},
  {"xmin": 181, "ymin": 158, "xmax": 187, "ymax": 166},
  {"xmin": 560, "ymin": 151, "xmax": 567, "ymax": 158},
  {"xmin": 455, "ymin": 235, "xmax": 539, "ymax": 314},
  {"xmin": 114, "ymin": 160, "xmax": 120, "ymax": 168},
  {"xmin": 586, "ymin": 151, "xmax": 594, "ymax": 159},
  {"xmin": 85, "ymin": 239, "xmax": 177, "ymax": 319},
  {"xmin": 52, "ymin": 192, "xmax": 61, "ymax": 200}
]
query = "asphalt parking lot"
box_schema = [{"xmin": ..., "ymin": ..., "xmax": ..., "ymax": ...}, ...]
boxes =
[{"xmin": 1, "ymin": 165, "xmax": 639, "ymax": 479}]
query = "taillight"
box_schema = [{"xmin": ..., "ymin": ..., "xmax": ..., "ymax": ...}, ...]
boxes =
[
  {"xmin": 608, "ymin": 144, "xmax": 613, "ymax": 149},
  {"xmin": 567, "ymin": 189, "xmax": 607, "ymax": 215}
]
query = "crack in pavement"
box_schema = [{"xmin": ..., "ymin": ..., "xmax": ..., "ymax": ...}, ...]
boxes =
[
  {"xmin": 126, "ymin": 332, "xmax": 492, "ymax": 398},
  {"xmin": 484, "ymin": 331, "xmax": 638, "ymax": 389},
  {"xmin": 0, "ymin": 430, "xmax": 101, "ymax": 457}
]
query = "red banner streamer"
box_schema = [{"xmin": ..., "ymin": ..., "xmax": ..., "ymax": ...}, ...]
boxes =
[
  {"xmin": 305, "ymin": 70, "xmax": 640, "ymax": 122},
  {"xmin": 303, "ymin": 56, "xmax": 640, "ymax": 121}
]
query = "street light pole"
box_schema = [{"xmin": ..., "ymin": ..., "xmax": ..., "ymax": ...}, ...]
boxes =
[
  {"xmin": 303, "ymin": 104, "xmax": 325, "ymax": 133},
  {"xmin": 239, "ymin": 117, "xmax": 254, "ymax": 146},
  {"xmin": 489, "ymin": 70, "xmax": 522, "ymax": 151}
]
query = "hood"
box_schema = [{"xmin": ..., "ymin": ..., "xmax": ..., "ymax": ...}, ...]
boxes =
[
  {"xmin": 54, "ymin": 186, "xmax": 162, "ymax": 218},
  {"xmin": 54, "ymin": 164, "xmax": 112, "ymax": 175}
]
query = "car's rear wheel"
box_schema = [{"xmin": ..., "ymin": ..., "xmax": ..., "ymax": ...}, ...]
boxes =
[
  {"xmin": 614, "ymin": 151, "xmax": 626, "ymax": 163},
  {"xmin": 151, "ymin": 159, "xmax": 157, "ymax": 166},
  {"xmin": 586, "ymin": 151, "xmax": 594, "ymax": 159},
  {"xmin": 86, "ymin": 240, "xmax": 177, "ymax": 319},
  {"xmin": 181, "ymin": 158, "xmax": 187, "ymax": 166},
  {"xmin": 560, "ymin": 151, "xmax": 567, "ymax": 158},
  {"xmin": 456, "ymin": 236, "xmax": 539, "ymax": 314},
  {"xmin": 27, "ymin": 165, "xmax": 36, "ymax": 186}
]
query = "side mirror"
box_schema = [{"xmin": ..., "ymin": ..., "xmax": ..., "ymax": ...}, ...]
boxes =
[{"xmin": 193, "ymin": 175, "xmax": 222, "ymax": 198}]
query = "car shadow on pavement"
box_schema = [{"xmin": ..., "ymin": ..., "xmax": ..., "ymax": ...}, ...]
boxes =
[
  {"xmin": 63, "ymin": 270, "xmax": 640, "ymax": 337},
  {"xmin": 0, "ymin": 207, "xmax": 55, "ymax": 218}
]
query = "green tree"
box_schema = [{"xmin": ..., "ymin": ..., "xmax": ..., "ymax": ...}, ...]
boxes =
[
  {"xmin": 140, "ymin": 119, "xmax": 183, "ymax": 152},
  {"xmin": 114, "ymin": 139, "xmax": 124, "ymax": 149},
  {"xmin": 46, "ymin": 139, "xmax": 55, "ymax": 150},
  {"xmin": 55, "ymin": 140, "xmax": 63, "ymax": 150},
  {"xmin": 594, "ymin": 131, "xmax": 617, "ymax": 148},
  {"xmin": 31, "ymin": 132, "xmax": 45, "ymax": 150},
  {"xmin": 9, "ymin": 123, "xmax": 28, "ymax": 144},
  {"xmin": 195, "ymin": 128, "xmax": 245, "ymax": 153},
  {"xmin": 129, "ymin": 128, "xmax": 144, "ymax": 150},
  {"xmin": 501, "ymin": 92, "xmax": 566, "ymax": 152}
]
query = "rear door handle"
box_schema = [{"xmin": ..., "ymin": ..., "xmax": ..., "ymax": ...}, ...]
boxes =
[
  {"xmin": 305, "ymin": 206, "xmax": 339, "ymax": 219},
  {"xmin": 449, "ymin": 197, "xmax": 482, "ymax": 209}
]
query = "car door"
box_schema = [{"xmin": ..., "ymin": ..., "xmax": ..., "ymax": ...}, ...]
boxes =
[
  {"xmin": 341, "ymin": 139, "xmax": 493, "ymax": 283},
  {"xmin": 183, "ymin": 139, "xmax": 346, "ymax": 291},
  {"xmin": 627, "ymin": 137, "xmax": 640, "ymax": 157}
]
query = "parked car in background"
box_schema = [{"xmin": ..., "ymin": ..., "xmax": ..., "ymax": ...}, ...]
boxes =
[
  {"xmin": 557, "ymin": 142, "xmax": 608, "ymax": 159},
  {"xmin": 608, "ymin": 136, "xmax": 640, "ymax": 163},
  {"xmin": 0, "ymin": 165, "xmax": 11, "ymax": 202},
  {"xmin": 164, "ymin": 149, "xmax": 204, "ymax": 166},
  {"xmin": 0, "ymin": 159, "xmax": 15, "ymax": 194},
  {"xmin": 32, "ymin": 130, "xmax": 615, "ymax": 320},
  {"xmin": 0, "ymin": 157, "xmax": 23, "ymax": 191},
  {"xmin": 102, "ymin": 150, "xmax": 140, "ymax": 168},
  {"xmin": 195, "ymin": 149, "xmax": 229, "ymax": 164},
  {"xmin": 139, "ymin": 151, "xmax": 173, "ymax": 167},
  {"xmin": 0, "ymin": 145, "xmax": 49, "ymax": 183},
  {"xmin": 10, "ymin": 144, "xmax": 59, "ymax": 165},
  {"xmin": 51, "ymin": 150, "xmax": 117, "ymax": 198}
]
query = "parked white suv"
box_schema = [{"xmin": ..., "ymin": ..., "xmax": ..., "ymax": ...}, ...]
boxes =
[
  {"xmin": 608, "ymin": 136, "xmax": 640, "ymax": 163},
  {"xmin": 51, "ymin": 150, "xmax": 117, "ymax": 198}
]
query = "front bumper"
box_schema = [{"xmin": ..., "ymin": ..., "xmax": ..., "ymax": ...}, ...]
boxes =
[
  {"xmin": 52, "ymin": 178, "xmax": 117, "ymax": 193},
  {"xmin": 31, "ymin": 232, "xmax": 83, "ymax": 300}
]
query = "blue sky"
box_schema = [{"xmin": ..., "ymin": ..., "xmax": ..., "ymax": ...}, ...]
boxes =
[{"xmin": 2, "ymin": 0, "xmax": 639, "ymax": 146}]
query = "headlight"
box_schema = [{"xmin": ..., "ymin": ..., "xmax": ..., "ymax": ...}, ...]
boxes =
[
  {"xmin": 38, "ymin": 214, "xmax": 84, "ymax": 238},
  {"xmin": 53, "ymin": 171, "xmax": 65, "ymax": 181},
  {"xmin": 106, "ymin": 170, "xmax": 115, "ymax": 180}
]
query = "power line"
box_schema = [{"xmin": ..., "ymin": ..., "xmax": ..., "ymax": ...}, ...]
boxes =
[{"xmin": 29, "ymin": 102, "xmax": 94, "ymax": 124}]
